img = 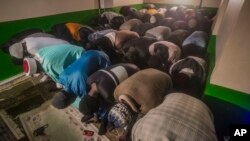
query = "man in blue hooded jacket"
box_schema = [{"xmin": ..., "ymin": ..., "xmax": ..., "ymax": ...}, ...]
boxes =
[{"xmin": 51, "ymin": 50, "xmax": 111, "ymax": 117}]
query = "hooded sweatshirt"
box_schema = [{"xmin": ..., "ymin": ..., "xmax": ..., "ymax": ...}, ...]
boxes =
[
  {"xmin": 59, "ymin": 50, "xmax": 111, "ymax": 98},
  {"xmin": 87, "ymin": 63, "xmax": 140, "ymax": 101},
  {"xmin": 36, "ymin": 44, "xmax": 84, "ymax": 83},
  {"xmin": 132, "ymin": 93, "xmax": 217, "ymax": 141},
  {"xmin": 113, "ymin": 68, "xmax": 172, "ymax": 114}
]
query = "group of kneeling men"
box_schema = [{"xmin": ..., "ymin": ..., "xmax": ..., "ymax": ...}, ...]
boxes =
[{"xmin": 5, "ymin": 4, "xmax": 218, "ymax": 141}]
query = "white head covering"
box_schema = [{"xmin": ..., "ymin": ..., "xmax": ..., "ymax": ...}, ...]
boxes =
[
  {"xmin": 23, "ymin": 37, "xmax": 69, "ymax": 56},
  {"xmin": 9, "ymin": 42, "xmax": 23, "ymax": 59}
]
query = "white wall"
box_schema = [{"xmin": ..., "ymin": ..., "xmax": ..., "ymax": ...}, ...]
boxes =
[
  {"xmin": 101, "ymin": 0, "xmax": 143, "ymax": 9},
  {"xmin": 143, "ymin": 0, "xmax": 221, "ymax": 7},
  {"xmin": 0, "ymin": 0, "xmax": 97, "ymax": 22},
  {"xmin": 114, "ymin": 0, "xmax": 143, "ymax": 7},
  {"xmin": 202, "ymin": 0, "xmax": 222, "ymax": 7},
  {"xmin": 213, "ymin": 0, "xmax": 244, "ymax": 58},
  {"xmin": 211, "ymin": 0, "xmax": 250, "ymax": 94},
  {"xmin": 212, "ymin": 0, "xmax": 229, "ymax": 35},
  {"xmin": 0, "ymin": 0, "xmax": 143, "ymax": 22}
]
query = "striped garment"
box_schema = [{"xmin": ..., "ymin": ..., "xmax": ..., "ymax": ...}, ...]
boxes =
[
  {"xmin": 87, "ymin": 63, "xmax": 139, "ymax": 102},
  {"xmin": 132, "ymin": 93, "xmax": 218, "ymax": 141},
  {"xmin": 169, "ymin": 56, "xmax": 207, "ymax": 82}
]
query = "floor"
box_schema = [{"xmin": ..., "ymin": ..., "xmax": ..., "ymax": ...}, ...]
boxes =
[
  {"xmin": 0, "ymin": 75, "xmax": 122, "ymax": 141},
  {"xmin": 204, "ymin": 96, "xmax": 250, "ymax": 141}
]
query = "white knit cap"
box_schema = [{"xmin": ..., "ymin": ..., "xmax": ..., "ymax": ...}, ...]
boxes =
[
  {"xmin": 23, "ymin": 58, "xmax": 37, "ymax": 76},
  {"xmin": 9, "ymin": 42, "xmax": 23, "ymax": 59}
]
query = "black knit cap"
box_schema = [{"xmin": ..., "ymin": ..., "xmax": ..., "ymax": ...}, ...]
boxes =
[
  {"xmin": 79, "ymin": 95, "xmax": 100, "ymax": 116},
  {"xmin": 110, "ymin": 16, "xmax": 125, "ymax": 30},
  {"xmin": 120, "ymin": 6, "xmax": 133, "ymax": 16},
  {"xmin": 51, "ymin": 90, "xmax": 77, "ymax": 109},
  {"xmin": 78, "ymin": 26, "xmax": 94, "ymax": 43}
]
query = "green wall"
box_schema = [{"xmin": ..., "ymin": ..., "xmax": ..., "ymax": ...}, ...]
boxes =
[
  {"xmin": 0, "ymin": 4, "xmax": 144, "ymax": 81},
  {"xmin": 203, "ymin": 35, "xmax": 250, "ymax": 111}
]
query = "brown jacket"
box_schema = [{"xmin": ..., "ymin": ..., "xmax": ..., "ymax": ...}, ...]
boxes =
[
  {"xmin": 115, "ymin": 30, "xmax": 139, "ymax": 50},
  {"xmin": 114, "ymin": 68, "xmax": 172, "ymax": 114}
]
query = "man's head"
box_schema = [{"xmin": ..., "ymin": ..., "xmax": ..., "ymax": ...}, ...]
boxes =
[
  {"xmin": 79, "ymin": 95, "xmax": 100, "ymax": 121},
  {"xmin": 171, "ymin": 68, "xmax": 201, "ymax": 97},
  {"xmin": 120, "ymin": 6, "xmax": 133, "ymax": 17},
  {"xmin": 123, "ymin": 47, "xmax": 138, "ymax": 63},
  {"xmin": 51, "ymin": 90, "xmax": 77, "ymax": 109},
  {"xmin": 148, "ymin": 43, "xmax": 170, "ymax": 71},
  {"xmin": 154, "ymin": 43, "xmax": 169, "ymax": 60},
  {"xmin": 111, "ymin": 16, "xmax": 125, "ymax": 30},
  {"xmin": 9, "ymin": 42, "xmax": 32, "ymax": 65},
  {"xmin": 182, "ymin": 43, "xmax": 207, "ymax": 58},
  {"xmin": 158, "ymin": 17, "xmax": 175, "ymax": 27},
  {"xmin": 78, "ymin": 26, "xmax": 94, "ymax": 44},
  {"xmin": 9, "ymin": 42, "xmax": 24, "ymax": 60},
  {"xmin": 172, "ymin": 20, "xmax": 188, "ymax": 31},
  {"xmin": 172, "ymin": 72, "xmax": 192, "ymax": 90}
]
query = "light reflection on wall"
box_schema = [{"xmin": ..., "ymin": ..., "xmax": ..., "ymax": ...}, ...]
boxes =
[{"xmin": 144, "ymin": 0, "xmax": 221, "ymax": 8}]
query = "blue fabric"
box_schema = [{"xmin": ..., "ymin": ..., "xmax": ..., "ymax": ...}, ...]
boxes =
[
  {"xmin": 59, "ymin": 50, "xmax": 111, "ymax": 98},
  {"xmin": 37, "ymin": 44, "xmax": 84, "ymax": 83},
  {"xmin": 182, "ymin": 31, "xmax": 208, "ymax": 49},
  {"xmin": 182, "ymin": 31, "xmax": 208, "ymax": 57}
]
